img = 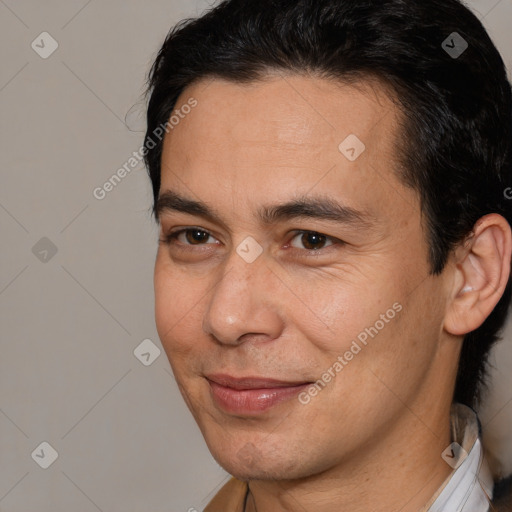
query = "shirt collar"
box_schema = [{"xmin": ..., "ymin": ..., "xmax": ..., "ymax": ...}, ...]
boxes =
[{"xmin": 423, "ymin": 402, "xmax": 494, "ymax": 512}]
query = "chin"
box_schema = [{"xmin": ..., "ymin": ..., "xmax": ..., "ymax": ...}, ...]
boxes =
[
  {"xmin": 209, "ymin": 441, "xmax": 310, "ymax": 481},
  {"xmin": 220, "ymin": 462, "xmax": 304, "ymax": 482}
]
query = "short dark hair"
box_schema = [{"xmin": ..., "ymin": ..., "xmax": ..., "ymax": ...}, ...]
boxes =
[{"xmin": 143, "ymin": 0, "xmax": 512, "ymax": 408}]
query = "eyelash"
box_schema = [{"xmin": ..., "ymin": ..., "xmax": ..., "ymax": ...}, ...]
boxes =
[{"xmin": 159, "ymin": 227, "xmax": 343, "ymax": 254}]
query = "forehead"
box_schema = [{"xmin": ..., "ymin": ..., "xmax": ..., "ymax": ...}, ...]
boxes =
[
  {"xmin": 165, "ymin": 73, "xmax": 398, "ymax": 154},
  {"xmin": 159, "ymin": 74, "xmax": 416, "ymax": 227}
]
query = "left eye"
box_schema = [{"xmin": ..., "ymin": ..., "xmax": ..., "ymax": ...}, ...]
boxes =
[{"xmin": 288, "ymin": 231, "xmax": 337, "ymax": 251}]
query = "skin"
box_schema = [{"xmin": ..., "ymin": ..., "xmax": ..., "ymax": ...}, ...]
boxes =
[{"xmin": 153, "ymin": 74, "xmax": 512, "ymax": 512}]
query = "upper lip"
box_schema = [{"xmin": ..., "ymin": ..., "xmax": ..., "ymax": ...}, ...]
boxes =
[{"xmin": 206, "ymin": 374, "xmax": 312, "ymax": 390}]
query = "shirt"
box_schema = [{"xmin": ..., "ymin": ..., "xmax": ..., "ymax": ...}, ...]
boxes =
[{"xmin": 204, "ymin": 403, "xmax": 497, "ymax": 512}]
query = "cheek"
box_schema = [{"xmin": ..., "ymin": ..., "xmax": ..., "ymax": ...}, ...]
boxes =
[
  {"xmin": 153, "ymin": 258, "xmax": 205, "ymax": 357},
  {"xmin": 289, "ymin": 266, "xmax": 427, "ymax": 404},
  {"xmin": 356, "ymin": 281, "xmax": 444, "ymax": 401},
  {"xmin": 286, "ymin": 271, "xmax": 400, "ymax": 357}
]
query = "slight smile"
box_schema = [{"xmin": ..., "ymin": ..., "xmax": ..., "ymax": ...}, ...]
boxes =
[{"xmin": 206, "ymin": 374, "xmax": 314, "ymax": 415}]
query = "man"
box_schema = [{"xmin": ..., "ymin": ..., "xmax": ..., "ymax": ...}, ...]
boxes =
[{"xmin": 143, "ymin": 0, "xmax": 512, "ymax": 510}]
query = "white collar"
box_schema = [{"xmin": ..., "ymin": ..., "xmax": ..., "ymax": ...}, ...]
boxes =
[{"xmin": 425, "ymin": 403, "xmax": 494, "ymax": 512}]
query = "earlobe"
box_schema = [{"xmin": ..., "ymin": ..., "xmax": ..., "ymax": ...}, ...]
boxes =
[{"xmin": 444, "ymin": 214, "xmax": 512, "ymax": 337}]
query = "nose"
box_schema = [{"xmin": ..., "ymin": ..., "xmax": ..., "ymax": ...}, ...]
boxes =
[{"xmin": 202, "ymin": 249, "xmax": 284, "ymax": 346}]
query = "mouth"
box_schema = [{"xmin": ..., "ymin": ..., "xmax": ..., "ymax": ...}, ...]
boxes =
[{"xmin": 205, "ymin": 374, "xmax": 314, "ymax": 415}]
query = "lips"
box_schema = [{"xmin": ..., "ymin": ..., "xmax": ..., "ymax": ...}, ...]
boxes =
[
  {"xmin": 206, "ymin": 374, "xmax": 313, "ymax": 415},
  {"xmin": 207, "ymin": 374, "xmax": 311, "ymax": 389}
]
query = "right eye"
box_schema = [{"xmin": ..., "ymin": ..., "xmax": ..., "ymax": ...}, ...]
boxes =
[{"xmin": 159, "ymin": 227, "xmax": 220, "ymax": 247}]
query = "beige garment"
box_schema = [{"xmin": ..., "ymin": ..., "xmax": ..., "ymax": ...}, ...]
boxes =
[{"xmin": 204, "ymin": 476, "xmax": 248, "ymax": 512}]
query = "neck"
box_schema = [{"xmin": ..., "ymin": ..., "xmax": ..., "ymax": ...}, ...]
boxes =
[{"xmin": 245, "ymin": 403, "xmax": 454, "ymax": 512}]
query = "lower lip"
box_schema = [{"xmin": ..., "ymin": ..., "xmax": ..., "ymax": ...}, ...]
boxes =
[{"xmin": 208, "ymin": 380, "xmax": 311, "ymax": 415}]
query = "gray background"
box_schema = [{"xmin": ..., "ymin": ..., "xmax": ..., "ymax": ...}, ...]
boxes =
[{"xmin": 0, "ymin": 1, "xmax": 511, "ymax": 511}]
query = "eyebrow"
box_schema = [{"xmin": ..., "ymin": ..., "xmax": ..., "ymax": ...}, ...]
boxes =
[{"xmin": 154, "ymin": 189, "xmax": 375, "ymax": 230}]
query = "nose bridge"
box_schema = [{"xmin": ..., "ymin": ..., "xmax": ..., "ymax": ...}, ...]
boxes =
[{"xmin": 202, "ymin": 249, "xmax": 281, "ymax": 345}]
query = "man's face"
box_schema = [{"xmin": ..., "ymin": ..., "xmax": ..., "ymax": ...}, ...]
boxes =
[{"xmin": 154, "ymin": 75, "xmax": 453, "ymax": 480}]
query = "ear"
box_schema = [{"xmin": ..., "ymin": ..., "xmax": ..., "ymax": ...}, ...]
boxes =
[{"xmin": 444, "ymin": 214, "xmax": 512, "ymax": 336}]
